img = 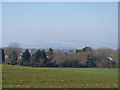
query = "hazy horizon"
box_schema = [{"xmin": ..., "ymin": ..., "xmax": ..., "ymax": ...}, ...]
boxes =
[{"xmin": 2, "ymin": 2, "xmax": 118, "ymax": 49}]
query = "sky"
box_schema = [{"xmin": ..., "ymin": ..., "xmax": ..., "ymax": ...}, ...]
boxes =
[
  {"xmin": 2, "ymin": 2, "xmax": 118, "ymax": 49},
  {"xmin": 0, "ymin": 3, "xmax": 2, "ymax": 47}
]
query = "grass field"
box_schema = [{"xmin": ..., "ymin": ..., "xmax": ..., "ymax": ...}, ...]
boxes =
[{"xmin": 2, "ymin": 65, "xmax": 118, "ymax": 88}]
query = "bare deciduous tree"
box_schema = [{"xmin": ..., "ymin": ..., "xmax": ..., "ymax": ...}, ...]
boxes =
[{"xmin": 5, "ymin": 42, "xmax": 21, "ymax": 65}]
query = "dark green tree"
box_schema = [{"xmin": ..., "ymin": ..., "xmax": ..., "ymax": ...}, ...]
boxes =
[
  {"xmin": 75, "ymin": 49, "xmax": 79, "ymax": 53},
  {"xmin": 32, "ymin": 50, "xmax": 42, "ymax": 66},
  {"xmin": 39, "ymin": 50, "xmax": 47, "ymax": 66},
  {"xmin": 0, "ymin": 49, "xmax": 1, "ymax": 63},
  {"xmin": 46, "ymin": 48, "xmax": 54, "ymax": 66},
  {"xmin": 75, "ymin": 49, "xmax": 82, "ymax": 53},
  {"xmin": 82, "ymin": 47, "xmax": 92, "ymax": 52},
  {"xmin": 2, "ymin": 49, "xmax": 5, "ymax": 63},
  {"xmin": 22, "ymin": 49, "xmax": 31, "ymax": 66}
]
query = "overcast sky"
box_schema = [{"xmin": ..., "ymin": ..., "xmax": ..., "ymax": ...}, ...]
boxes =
[
  {"xmin": 0, "ymin": 2, "xmax": 2, "ymax": 47},
  {"xmin": 2, "ymin": 2, "xmax": 118, "ymax": 49}
]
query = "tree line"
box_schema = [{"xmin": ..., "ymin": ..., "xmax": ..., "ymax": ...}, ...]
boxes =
[{"xmin": 0, "ymin": 43, "xmax": 118, "ymax": 68}]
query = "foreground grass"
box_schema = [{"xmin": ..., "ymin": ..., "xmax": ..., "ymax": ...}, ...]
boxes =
[{"xmin": 2, "ymin": 65, "xmax": 118, "ymax": 88}]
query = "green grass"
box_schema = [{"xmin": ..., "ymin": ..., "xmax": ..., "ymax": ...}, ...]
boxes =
[{"xmin": 2, "ymin": 65, "xmax": 118, "ymax": 88}]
